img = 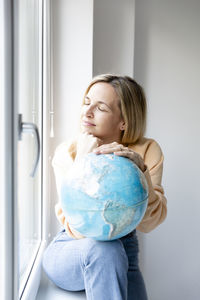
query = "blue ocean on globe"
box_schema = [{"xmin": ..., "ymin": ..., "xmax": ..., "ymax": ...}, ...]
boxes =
[{"xmin": 60, "ymin": 153, "xmax": 148, "ymax": 241}]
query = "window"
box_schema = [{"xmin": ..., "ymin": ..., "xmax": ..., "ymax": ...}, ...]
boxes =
[{"xmin": 16, "ymin": 0, "xmax": 43, "ymax": 295}]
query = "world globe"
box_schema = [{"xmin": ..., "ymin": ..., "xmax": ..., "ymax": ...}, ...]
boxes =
[{"xmin": 60, "ymin": 153, "xmax": 148, "ymax": 241}]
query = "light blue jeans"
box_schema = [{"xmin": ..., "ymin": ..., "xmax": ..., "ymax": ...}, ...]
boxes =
[{"xmin": 42, "ymin": 229, "xmax": 148, "ymax": 300}]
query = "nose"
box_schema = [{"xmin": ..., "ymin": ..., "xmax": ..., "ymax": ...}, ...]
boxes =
[{"xmin": 85, "ymin": 104, "xmax": 95, "ymax": 118}]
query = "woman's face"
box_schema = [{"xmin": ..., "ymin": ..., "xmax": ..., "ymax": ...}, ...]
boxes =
[{"xmin": 80, "ymin": 82, "xmax": 125, "ymax": 144}]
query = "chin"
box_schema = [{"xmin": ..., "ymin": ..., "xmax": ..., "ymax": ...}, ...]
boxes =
[{"xmin": 82, "ymin": 127, "xmax": 94, "ymax": 134}]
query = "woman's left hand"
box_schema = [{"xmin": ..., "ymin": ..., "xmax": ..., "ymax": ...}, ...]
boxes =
[{"xmin": 93, "ymin": 142, "xmax": 146, "ymax": 172}]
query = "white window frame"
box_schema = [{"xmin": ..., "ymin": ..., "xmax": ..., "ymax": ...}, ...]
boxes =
[
  {"xmin": 19, "ymin": 0, "xmax": 52, "ymax": 299},
  {"xmin": 0, "ymin": 0, "xmax": 52, "ymax": 299},
  {"xmin": 0, "ymin": 1, "xmax": 18, "ymax": 299}
]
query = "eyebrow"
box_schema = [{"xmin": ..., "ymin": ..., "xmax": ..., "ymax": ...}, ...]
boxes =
[{"xmin": 85, "ymin": 96, "xmax": 112, "ymax": 110}]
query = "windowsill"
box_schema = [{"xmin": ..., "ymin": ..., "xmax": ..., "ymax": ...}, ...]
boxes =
[
  {"xmin": 36, "ymin": 271, "xmax": 86, "ymax": 300},
  {"xmin": 20, "ymin": 239, "xmax": 41, "ymax": 293},
  {"xmin": 20, "ymin": 241, "xmax": 46, "ymax": 300}
]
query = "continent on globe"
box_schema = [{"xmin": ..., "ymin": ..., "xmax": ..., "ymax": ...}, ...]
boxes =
[{"xmin": 60, "ymin": 153, "xmax": 148, "ymax": 241}]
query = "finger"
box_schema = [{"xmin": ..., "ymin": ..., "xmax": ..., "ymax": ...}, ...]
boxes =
[
  {"xmin": 94, "ymin": 148, "xmax": 115, "ymax": 154},
  {"xmin": 94, "ymin": 142, "xmax": 118, "ymax": 150},
  {"xmin": 114, "ymin": 151, "xmax": 145, "ymax": 171},
  {"xmin": 93, "ymin": 147, "xmax": 120, "ymax": 154},
  {"xmin": 93, "ymin": 143, "xmax": 124, "ymax": 154},
  {"xmin": 114, "ymin": 151, "xmax": 134, "ymax": 160}
]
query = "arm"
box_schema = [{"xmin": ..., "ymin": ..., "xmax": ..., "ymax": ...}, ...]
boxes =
[
  {"xmin": 136, "ymin": 140, "xmax": 167, "ymax": 233},
  {"xmin": 52, "ymin": 141, "xmax": 80, "ymax": 237},
  {"xmin": 52, "ymin": 141, "xmax": 75, "ymax": 195},
  {"xmin": 52, "ymin": 134, "xmax": 100, "ymax": 239}
]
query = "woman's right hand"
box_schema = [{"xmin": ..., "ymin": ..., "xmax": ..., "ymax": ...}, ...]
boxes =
[
  {"xmin": 75, "ymin": 133, "xmax": 101, "ymax": 161},
  {"xmin": 55, "ymin": 203, "xmax": 85, "ymax": 239}
]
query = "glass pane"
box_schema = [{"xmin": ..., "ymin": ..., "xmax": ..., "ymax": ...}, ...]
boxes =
[{"xmin": 16, "ymin": 0, "xmax": 42, "ymax": 292}]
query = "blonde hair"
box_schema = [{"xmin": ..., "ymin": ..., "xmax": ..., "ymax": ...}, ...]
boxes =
[{"xmin": 83, "ymin": 74, "xmax": 147, "ymax": 145}]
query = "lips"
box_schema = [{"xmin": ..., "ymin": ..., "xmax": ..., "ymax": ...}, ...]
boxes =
[{"xmin": 82, "ymin": 120, "xmax": 96, "ymax": 126}]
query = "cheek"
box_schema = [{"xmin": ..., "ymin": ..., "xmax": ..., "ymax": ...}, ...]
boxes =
[
  {"xmin": 101, "ymin": 115, "xmax": 118, "ymax": 130},
  {"xmin": 99, "ymin": 113, "xmax": 111, "ymax": 122}
]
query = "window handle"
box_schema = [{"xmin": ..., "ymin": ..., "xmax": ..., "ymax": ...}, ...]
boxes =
[{"xmin": 18, "ymin": 113, "xmax": 40, "ymax": 177}]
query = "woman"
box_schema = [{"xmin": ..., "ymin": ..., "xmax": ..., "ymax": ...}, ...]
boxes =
[{"xmin": 42, "ymin": 74, "xmax": 167, "ymax": 300}]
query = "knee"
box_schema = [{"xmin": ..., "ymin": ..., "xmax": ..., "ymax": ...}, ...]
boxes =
[
  {"xmin": 42, "ymin": 243, "xmax": 57, "ymax": 281},
  {"xmin": 82, "ymin": 238, "xmax": 128, "ymax": 269},
  {"xmin": 42, "ymin": 246, "xmax": 52, "ymax": 277}
]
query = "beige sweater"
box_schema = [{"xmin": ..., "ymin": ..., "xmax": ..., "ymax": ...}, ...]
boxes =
[{"xmin": 52, "ymin": 137, "xmax": 167, "ymax": 236}]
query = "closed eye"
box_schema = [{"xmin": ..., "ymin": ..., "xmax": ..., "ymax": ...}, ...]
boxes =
[
  {"xmin": 98, "ymin": 106, "xmax": 107, "ymax": 112},
  {"xmin": 84, "ymin": 96, "xmax": 91, "ymax": 105},
  {"xmin": 84, "ymin": 96, "xmax": 110, "ymax": 112}
]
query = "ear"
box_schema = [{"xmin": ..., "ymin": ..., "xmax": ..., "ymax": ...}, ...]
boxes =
[{"xmin": 119, "ymin": 121, "xmax": 126, "ymax": 131}]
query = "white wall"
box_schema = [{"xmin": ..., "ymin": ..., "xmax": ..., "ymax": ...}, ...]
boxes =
[
  {"xmin": 50, "ymin": 0, "xmax": 94, "ymax": 236},
  {"xmin": 51, "ymin": 0, "xmax": 200, "ymax": 299},
  {"xmin": 52, "ymin": 0, "xmax": 93, "ymax": 143},
  {"xmin": 93, "ymin": 0, "xmax": 135, "ymax": 76},
  {"xmin": 134, "ymin": 1, "xmax": 200, "ymax": 299}
]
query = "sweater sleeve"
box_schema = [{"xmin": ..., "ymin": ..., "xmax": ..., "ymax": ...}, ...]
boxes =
[
  {"xmin": 52, "ymin": 142, "xmax": 74, "ymax": 231},
  {"xmin": 136, "ymin": 140, "xmax": 167, "ymax": 233},
  {"xmin": 52, "ymin": 142, "xmax": 74, "ymax": 195},
  {"xmin": 52, "ymin": 141, "xmax": 86, "ymax": 239}
]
